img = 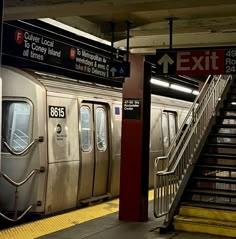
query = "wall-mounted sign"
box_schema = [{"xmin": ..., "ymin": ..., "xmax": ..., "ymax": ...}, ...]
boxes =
[
  {"xmin": 156, "ymin": 47, "xmax": 236, "ymax": 75},
  {"xmin": 123, "ymin": 98, "xmax": 142, "ymax": 120}
]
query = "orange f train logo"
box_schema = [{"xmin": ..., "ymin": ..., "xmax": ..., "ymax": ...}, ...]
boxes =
[{"xmin": 15, "ymin": 30, "xmax": 24, "ymax": 45}]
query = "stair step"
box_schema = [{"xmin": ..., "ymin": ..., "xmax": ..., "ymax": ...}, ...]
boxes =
[
  {"xmin": 175, "ymin": 215, "xmax": 236, "ymax": 237},
  {"xmin": 207, "ymin": 143, "xmax": 236, "ymax": 149},
  {"xmin": 182, "ymin": 196, "xmax": 236, "ymax": 209},
  {"xmin": 195, "ymin": 164, "xmax": 236, "ymax": 171},
  {"xmin": 222, "ymin": 105, "xmax": 236, "ymax": 110},
  {"xmin": 224, "ymin": 99, "xmax": 236, "ymax": 102},
  {"xmin": 227, "ymin": 97, "xmax": 236, "ymax": 102},
  {"xmin": 179, "ymin": 205, "xmax": 236, "ymax": 220},
  {"xmin": 181, "ymin": 201, "xmax": 236, "ymax": 211},
  {"xmin": 221, "ymin": 107, "xmax": 236, "ymax": 111},
  {"xmin": 214, "ymin": 124, "xmax": 236, "ymax": 128},
  {"xmin": 209, "ymin": 133, "xmax": 236, "ymax": 138},
  {"xmin": 202, "ymin": 153, "xmax": 236, "ymax": 159},
  {"xmin": 192, "ymin": 176, "xmax": 236, "ymax": 184},
  {"xmin": 186, "ymin": 188, "xmax": 236, "ymax": 198},
  {"xmin": 224, "ymin": 100, "xmax": 236, "ymax": 105},
  {"xmin": 217, "ymin": 115, "xmax": 236, "ymax": 120}
]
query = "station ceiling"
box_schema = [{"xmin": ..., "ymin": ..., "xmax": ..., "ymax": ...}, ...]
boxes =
[{"xmin": 4, "ymin": 0, "xmax": 236, "ymax": 55}]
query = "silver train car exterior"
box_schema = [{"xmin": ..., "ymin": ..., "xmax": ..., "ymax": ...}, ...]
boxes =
[{"xmin": 0, "ymin": 66, "xmax": 191, "ymax": 220}]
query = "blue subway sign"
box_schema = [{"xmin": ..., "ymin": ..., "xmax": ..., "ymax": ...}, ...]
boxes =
[{"xmin": 109, "ymin": 61, "xmax": 130, "ymax": 78}]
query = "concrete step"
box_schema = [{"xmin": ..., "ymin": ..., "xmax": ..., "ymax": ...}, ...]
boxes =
[
  {"xmin": 175, "ymin": 215, "xmax": 236, "ymax": 237},
  {"xmin": 175, "ymin": 206, "xmax": 236, "ymax": 237},
  {"xmin": 178, "ymin": 205, "xmax": 236, "ymax": 221}
]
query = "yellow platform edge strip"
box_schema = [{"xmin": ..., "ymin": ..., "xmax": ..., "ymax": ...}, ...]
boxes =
[{"xmin": 0, "ymin": 190, "xmax": 154, "ymax": 239}]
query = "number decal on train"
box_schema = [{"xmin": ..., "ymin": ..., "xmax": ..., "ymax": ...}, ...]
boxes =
[{"xmin": 49, "ymin": 106, "xmax": 66, "ymax": 118}]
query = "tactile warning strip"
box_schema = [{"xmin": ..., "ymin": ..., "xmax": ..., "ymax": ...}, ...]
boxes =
[{"xmin": 0, "ymin": 190, "xmax": 154, "ymax": 239}]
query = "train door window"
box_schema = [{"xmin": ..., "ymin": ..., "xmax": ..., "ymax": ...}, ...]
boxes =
[
  {"xmin": 162, "ymin": 113, "xmax": 169, "ymax": 148},
  {"xmin": 80, "ymin": 106, "xmax": 92, "ymax": 151},
  {"xmin": 96, "ymin": 108, "xmax": 107, "ymax": 151},
  {"xmin": 169, "ymin": 112, "xmax": 177, "ymax": 142},
  {"xmin": 162, "ymin": 111, "xmax": 177, "ymax": 148},
  {"xmin": 2, "ymin": 101, "xmax": 32, "ymax": 152}
]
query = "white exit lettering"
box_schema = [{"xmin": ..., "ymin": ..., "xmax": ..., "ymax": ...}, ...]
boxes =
[{"xmin": 177, "ymin": 51, "xmax": 219, "ymax": 71}]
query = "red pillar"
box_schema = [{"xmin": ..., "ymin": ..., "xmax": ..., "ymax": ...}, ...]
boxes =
[{"xmin": 119, "ymin": 55, "xmax": 151, "ymax": 221}]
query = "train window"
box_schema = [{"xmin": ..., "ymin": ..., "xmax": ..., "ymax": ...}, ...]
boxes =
[
  {"xmin": 169, "ymin": 113, "xmax": 177, "ymax": 143},
  {"xmin": 2, "ymin": 101, "xmax": 31, "ymax": 152},
  {"xmin": 80, "ymin": 106, "xmax": 92, "ymax": 151},
  {"xmin": 96, "ymin": 108, "xmax": 107, "ymax": 151},
  {"xmin": 162, "ymin": 111, "xmax": 177, "ymax": 149},
  {"xmin": 162, "ymin": 113, "xmax": 169, "ymax": 148}
]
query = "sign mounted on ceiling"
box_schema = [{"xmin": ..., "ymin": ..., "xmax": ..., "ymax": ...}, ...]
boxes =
[
  {"xmin": 156, "ymin": 47, "xmax": 236, "ymax": 75},
  {"xmin": 2, "ymin": 22, "xmax": 126, "ymax": 83},
  {"xmin": 109, "ymin": 61, "xmax": 130, "ymax": 78}
]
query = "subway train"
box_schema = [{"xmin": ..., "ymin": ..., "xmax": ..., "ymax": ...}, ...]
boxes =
[{"xmin": 0, "ymin": 66, "xmax": 192, "ymax": 221}]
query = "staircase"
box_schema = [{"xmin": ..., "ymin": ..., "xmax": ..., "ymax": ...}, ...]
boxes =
[
  {"xmin": 175, "ymin": 79, "xmax": 236, "ymax": 237},
  {"xmin": 154, "ymin": 74, "xmax": 234, "ymax": 232}
]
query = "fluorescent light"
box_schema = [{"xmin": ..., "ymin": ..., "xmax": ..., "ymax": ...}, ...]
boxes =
[
  {"xmin": 170, "ymin": 84, "xmax": 192, "ymax": 93},
  {"xmin": 150, "ymin": 78, "xmax": 170, "ymax": 87},
  {"xmin": 192, "ymin": 90, "xmax": 200, "ymax": 95},
  {"xmin": 231, "ymin": 102, "xmax": 236, "ymax": 105},
  {"xmin": 39, "ymin": 18, "xmax": 111, "ymax": 45}
]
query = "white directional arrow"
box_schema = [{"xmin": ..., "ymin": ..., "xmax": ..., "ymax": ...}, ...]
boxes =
[
  {"xmin": 110, "ymin": 67, "xmax": 117, "ymax": 77},
  {"xmin": 157, "ymin": 54, "xmax": 174, "ymax": 74}
]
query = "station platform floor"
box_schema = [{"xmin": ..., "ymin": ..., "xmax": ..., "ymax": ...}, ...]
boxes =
[{"xmin": 0, "ymin": 191, "xmax": 231, "ymax": 239}]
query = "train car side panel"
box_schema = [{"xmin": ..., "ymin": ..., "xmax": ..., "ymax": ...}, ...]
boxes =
[{"xmin": 45, "ymin": 93, "xmax": 79, "ymax": 214}]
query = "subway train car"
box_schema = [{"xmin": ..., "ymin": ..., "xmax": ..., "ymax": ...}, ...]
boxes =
[{"xmin": 0, "ymin": 66, "xmax": 192, "ymax": 221}]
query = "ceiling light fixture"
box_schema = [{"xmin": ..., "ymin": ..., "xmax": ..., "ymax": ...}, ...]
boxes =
[
  {"xmin": 170, "ymin": 84, "xmax": 192, "ymax": 94},
  {"xmin": 192, "ymin": 90, "xmax": 200, "ymax": 95},
  {"xmin": 150, "ymin": 78, "xmax": 170, "ymax": 87}
]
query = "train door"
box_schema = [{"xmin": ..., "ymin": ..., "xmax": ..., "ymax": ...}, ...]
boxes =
[
  {"xmin": 162, "ymin": 111, "xmax": 177, "ymax": 155},
  {"xmin": 78, "ymin": 102, "xmax": 109, "ymax": 203}
]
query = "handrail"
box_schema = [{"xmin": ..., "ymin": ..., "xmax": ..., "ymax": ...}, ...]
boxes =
[
  {"xmin": 154, "ymin": 74, "xmax": 232, "ymax": 225},
  {"xmin": 1, "ymin": 169, "xmax": 39, "ymax": 187},
  {"xmin": 159, "ymin": 76, "xmax": 216, "ymax": 173},
  {"xmin": 161, "ymin": 75, "xmax": 222, "ymax": 175},
  {"xmin": 3, "ymin": 136, "xmax": 44, "ymax": 156},
  {"xmin": 0, "ymin": 205, "xmax": 33, "ymax": 222},
  {"xmin": 0, "ymin": 169, "xmax": 40, "ymax": 221},
  {"xmin": 155, "ymin": 75, "xmax": 212, "ymax": 170}
]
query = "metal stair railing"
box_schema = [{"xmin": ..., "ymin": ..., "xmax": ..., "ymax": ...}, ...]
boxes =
[
  {"xmin": 154, "ymin": 74, "xmax": 232, "ymax": 226},
  {"xmin": 155, "ymin": 74, "xmax": 211, "ymax": 171}
]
